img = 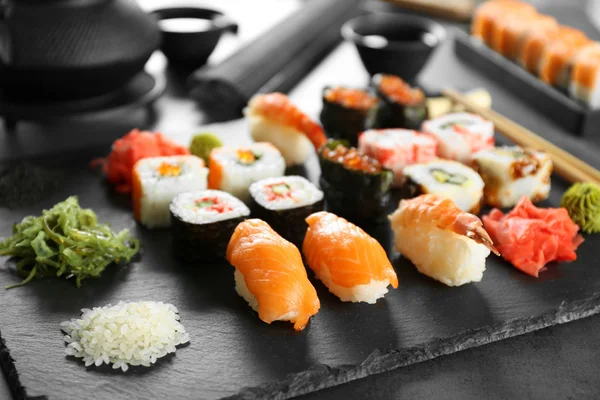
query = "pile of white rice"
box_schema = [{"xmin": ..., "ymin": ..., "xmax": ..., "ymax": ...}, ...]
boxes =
[{"xmin": 60, "ymin": 301, "xmax": 190, "ymax": 372}]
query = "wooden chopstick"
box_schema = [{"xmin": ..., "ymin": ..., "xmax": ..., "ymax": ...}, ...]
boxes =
[
  {"xmin": 442, "ymin": 88, "xmax": 600, "ymax": 185},
  {"xmin": 381, "ymin": 0, "xmax": 475, "ymax": 21}
]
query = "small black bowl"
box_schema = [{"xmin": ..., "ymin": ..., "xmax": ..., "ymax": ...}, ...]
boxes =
[
  {"xmin": 151, "ymin": 7, "xmax": 238, "ymax": 66},
  {"xmin": 342, "ymin": 13, "xmax": 446, "ymax": 82}
]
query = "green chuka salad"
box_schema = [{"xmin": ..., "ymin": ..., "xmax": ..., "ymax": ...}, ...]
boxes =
[{"xmin": 0, "ymin": 196, "xmax": 140, "ymax": 289}]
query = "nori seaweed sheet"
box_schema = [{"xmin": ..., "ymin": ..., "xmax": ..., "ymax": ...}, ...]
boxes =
[
  {"xmin": 249, "ymin": 197, "xmax": 325, "ymax": 248},
  {"xmin": 170, "ymin": 211, "xmax": 247, "ymax": 263},
  {"xmin": 319, "ymin": 87, "xmax": 376, "ymax": 147},
  {"xmin": 319, "ymin": 143, "xmax": 393, "ymax": 196},
  {"xmin": 320, "ymin": 177, "xmax": 390, "ymax": 223}
]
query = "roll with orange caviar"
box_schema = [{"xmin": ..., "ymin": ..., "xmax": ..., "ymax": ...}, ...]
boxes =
[
  {"xmin": 320, "ymin": 86, "xmax": 379, "ymax": 146},
  {"xmin": 318, "ymin": 139, "xmax": 393, "ymax": 223},
  {"xmin": 371, "ymin": 74, "xmax": 428, "ymax": 130}
]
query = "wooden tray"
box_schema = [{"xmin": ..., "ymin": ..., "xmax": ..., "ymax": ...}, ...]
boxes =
[
  {"xmin": 1, "ymin": 133, "xmax": 600, "ymax": 399},
  {"xmin": 454, "ymin": 30, "xmax": 600, "ymax": 139}
]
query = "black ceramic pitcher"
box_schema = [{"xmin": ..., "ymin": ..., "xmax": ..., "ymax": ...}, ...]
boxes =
[{"xmin": 0, "ymin": 0, "xmax": 160, "ymax": 101}]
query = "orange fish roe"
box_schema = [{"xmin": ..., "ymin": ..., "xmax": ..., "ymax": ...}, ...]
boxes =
[
  {"xmin": 377, "ymin": 74, "xmax": 425, "ymax": 105},
  {"xmin": 157, "ymin": 162, "xmax": 181, "ymax": 177},
  {"xmin": 236, "ymin": 149, "xmax": 257, "ymax": 165},
  {"xmin": 195, "ymin": 197, "xmax": 233, "ymax": 213},
  {"xmin": 323, "ymin": 87, "xmax": 379, "ymax": 110},
  {"xmin": 322, "ymin": 144, "xmax": 382, "ymax": 174}
]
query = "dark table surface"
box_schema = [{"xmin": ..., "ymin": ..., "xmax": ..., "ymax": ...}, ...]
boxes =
[{"xmin": 2, "ymin": 0, "xmax": 600, "ymax": 399}]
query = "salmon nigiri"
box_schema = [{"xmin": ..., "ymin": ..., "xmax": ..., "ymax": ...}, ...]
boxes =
[
  {"xmin": 389, "ymin": 194, "xmax": 499, "ymax": 287},
  {"xmin": 303, "ymin": 211, "xmax": 398, "ymax": 304},
  {"xmin": 226, "ymin": 219, "xmax": 320, "ymax": 331}
]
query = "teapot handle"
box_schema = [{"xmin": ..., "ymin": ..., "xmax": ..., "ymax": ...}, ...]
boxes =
[{"xmin": 216, "ymin": 15, "xmax": 238, "ymax": 35}]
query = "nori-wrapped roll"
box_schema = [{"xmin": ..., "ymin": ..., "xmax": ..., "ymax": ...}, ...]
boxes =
[
  {"xmin": 249, "ymin": 176, "xmax": 324, "ymax": 247},
  {"xmin": 371, "ymin": 74, "xmax": 428, "ymax": 130},
  {"xmin": 170, "ymin": 190, "xmax": 250, "ymax": 263},
  {"xmin": 318, "ymin": 139, "xmax": 393, "ymax": 223},
  {"xmin": 320, "ymin": 86, "xmax": 379, "ymax": 146}
]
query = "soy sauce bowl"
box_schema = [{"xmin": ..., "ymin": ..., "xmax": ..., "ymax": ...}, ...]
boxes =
[
  {"xmin": 342, "ymin": 13, "xmax": 446, "ymax": 81},
  {"xmin": 151, "ymin": 7, "xmax": 238, "ymax": 66}
]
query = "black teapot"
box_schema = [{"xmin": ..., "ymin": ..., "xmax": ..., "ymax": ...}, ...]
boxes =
[{"xmin": 0, "ymin": 0, "xmax": 161, "ymax": 101}]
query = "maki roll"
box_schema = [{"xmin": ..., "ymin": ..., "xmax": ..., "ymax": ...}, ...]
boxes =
[
  {"xmin": 471, "ymin": 0, "xmax": 536, "ymax": 46},
  {"xmin": 245, "ymin": 92, "xmax": 327, "ymax": 166},
  {"xmin": 570, "ymin": 43, "xmax": 600, "ymax": 108},
  {"xmin": 249, "ymin": 176, "xmax": 324, "ymax": 246},
  {"xmin": 170, "ymin": 190, "xmax": 250, "ymax": 262},
  {"xmin": 319, "ymin": 139, "xmax": 393, "ymax": 223},
  {"xmin": 319, "ymin": 86, "xmax": 379, "ymax": 146},
  {"xmin": 518, "ymin": 22, "xmax": 561, "ymax": 74},
  {"xmin": 492, "ymin": 13, "xmax": 558, "ymax": 61},
  {"xmin": 538, "ymin": 27, "xmax": 589, "ymax": 89},
  {"xmin": 421, "ymin": 112, "xmax": 494, "ymax": 164},
  {"xmin": 371, "ymin": 74, "xmax": 428, "ymax": 130},
  {"xmin": 132, "ymin": 155, "xmax": 208, "ymax": 229},
  {"xmin": 208, "ymin": 142, "xmax": 286, "ymax": 203},
  {"xmin": 473, "ymin": 146, "xmax": 552, "ymax": 208},
  {"xmin": 358, "ymin": 128, "xmax": 438, "ymax": 186},
  {"xmin": 403, "ymin": 159, "xmax": 484, "ymax": 214}
]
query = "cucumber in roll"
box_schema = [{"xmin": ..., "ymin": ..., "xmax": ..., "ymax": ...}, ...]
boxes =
[
  {"xmin": 371, "ymin": 74, "xmax": 428, "ymax": 130},
  {"xmin": 318, "ymin": 139, "xmax": 393, "ymax": 223},
  {"xmin": 320, "ymin": 86, "xmax": 379, "ymax": 146}
]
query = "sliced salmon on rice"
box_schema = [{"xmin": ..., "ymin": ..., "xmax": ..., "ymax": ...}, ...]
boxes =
[
  {"xmin": 303, "ymin": 211, "xmax": 398, "ymax": 303},
  {"xmin": 226, "ymin": 219, "xmax": 320, "ymax": 331}
]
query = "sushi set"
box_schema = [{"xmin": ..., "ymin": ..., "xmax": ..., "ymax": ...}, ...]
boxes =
[
  {"xmin": 2, "ymin": 68, "xmax": 600, "ymax": 399},
  {"xmin": 455, "ymin": 0, "xmax": 600, "ymax": 138}
]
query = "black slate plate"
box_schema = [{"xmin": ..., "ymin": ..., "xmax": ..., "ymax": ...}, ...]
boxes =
[{"xmin": 1, "ymin": 147, "xmax": 600, "ymax": 400}]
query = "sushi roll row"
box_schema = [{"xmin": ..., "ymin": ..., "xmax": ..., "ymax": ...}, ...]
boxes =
[
  {"xmin": 172, "ymin": 175, "xmax": 325, "ymax": 262},
  {"xmin": 319, "ymin": 75, "xmax": 429, "ymax": 145},
  {"xmin": 471, "ymin": 0, "xmax": 600, "ymax": 107}
]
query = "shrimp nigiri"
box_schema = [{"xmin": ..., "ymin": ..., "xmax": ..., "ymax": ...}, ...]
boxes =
[
  {"xmin": 389, "ymin": 194, "xmax": 499, "ymax": 287},
  {"xmin": 245, "ymin": 92, "xmax": 327, "ymax": 167},
  {"xmin": 303, "ymin": 211, "xmax": 398, "ymax": 304},
  {"xmin": 226, "ymin": 219, "xmax": 320, "ymax": 331}
]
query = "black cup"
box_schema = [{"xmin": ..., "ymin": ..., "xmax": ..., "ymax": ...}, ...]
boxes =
[
  {"xmin": 342, "ymin": 13, "xmax": 446, "ymax": 82},
  {"xmin": 151, "ymin": 7, "xmax": 238, "ymax": 66}
]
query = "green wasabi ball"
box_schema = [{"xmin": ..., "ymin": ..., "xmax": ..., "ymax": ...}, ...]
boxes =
[
  {"xmin": 189, "ymin": 133, "xmax": 223, "ymax": 163},
  {"xmin": 561, "ymin": 182, "xmax": 600, "ymax": 234}
]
